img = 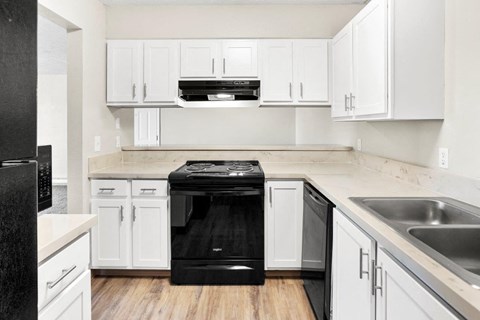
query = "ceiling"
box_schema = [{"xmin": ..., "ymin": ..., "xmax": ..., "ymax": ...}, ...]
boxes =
[{"xmin": 100, "ymin": 0, "xmax": 366, "ymax": 5}]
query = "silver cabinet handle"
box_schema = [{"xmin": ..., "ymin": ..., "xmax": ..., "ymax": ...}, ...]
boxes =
[
  {"xmin": 132, "ymin": 205, "xmax": 136, "ymax": 222},
  {"xmin": 269, "ymin": 187, "xmax": 273, "ymax": 207},
  {"xmin": 359, "ymin": 248, "xmax": 369, "ymax": 279},
  {"xmin": 289, "ymin": 83, "xmax": 292, "ymax": 99},
  {"xmin": 120, "ymin": 205, "xmax": 124, "ymax": 222},
  {"xmin": 350, "ymin": 93, "xmax": 355, "ymax": 110},
  {"xmin": 344, "ymin": 94, "xmax": 350, "ymax": 112},
  {"xmin": 374, "ymin": 265, "xmax": 383, "ymax": 296},
  {"xmin": 132, "ymin": 83, "xmax": 136, "ymax": 99},
  {"xmin": 47, "ymin": 265, "xmax": 77, "ymax": 289},
  {"xmin": 212, "ymin": 58, "xmax": 215, "ymax": 75},
  {"xmin": 144, "ymin": 83, "xmax": 147, "ymax": 99},
  {"xmin": 140, "ymin": 188, "xmax": 157, "ymax": 193},
  {"xmin": 99, "ymin": 188, "xmax": 115, "ymax": 193},
  {"xmin": 300, "ymin": 82, "xmax": 304, "ymax": 99},
  {"xmin": 223, "ymin": 58, "xmax": 226, "ymax": 74}
]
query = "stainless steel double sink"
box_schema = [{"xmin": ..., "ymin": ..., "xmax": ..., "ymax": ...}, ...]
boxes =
[{"xmin": 350, "ymin": 197, "xmax": 480, "ymax": 288}]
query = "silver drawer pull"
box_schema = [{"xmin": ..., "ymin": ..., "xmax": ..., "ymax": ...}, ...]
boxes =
[
  {"xmin": 47, "ymin": 265, "xmax": 77, "ymax": 289},
  {"xmin": 99, "ymin": 188, "xmax": 115, "ymax": 193},
  {"xmin": 140, "ymin": 188, "xmax": 157, "ymax": 193},
  {"xmin": 374, "ymin": 265, "xmax": 383, "ymax": 296}
]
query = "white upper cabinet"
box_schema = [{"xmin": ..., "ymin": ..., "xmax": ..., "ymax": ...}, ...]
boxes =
[
  {"xmin": 134, "ymin": 108, "xmax": 159, "ymax": 146},
  {"xmin": 222, "ymin": 40, "xmax": 258, "ymax": 78},
  {"xmin": 143, "ymin": 41, "xmax": 178, "ymax": 103},
  {"xmin": 261, "ymin": 40, "xmax": 294, "ymax": 103},
  {"xmin": 180, "ymin": 40, "xmax": 258, "ymax": 79},
  {"xmin": 107, "ymin": 41, "xmax": 142, "ymax": 103},
  {"xmin": 261, "ymin": 39, "xmax": 330, "ymax": 106},
  {"xmin": 352, "ymin": 0, "xmax": 388, "ymax": 117},
  {"xmin": 180, "ymin": 40, "xmax": 219, "ymax": 78},
  {"xmin": 107, "ymin": 40, "xmax": 178, "ymax": 106},
  {"xmin": 294, "ymin": 40, "xmax": 329, "ymax": 104},
  {"xmin": 331, "ymin": 0, "xmax": 445, "ymax": 121},
  {"xmin": 332, "ymin": 23, "xmax": 353, "ymax": 118}
]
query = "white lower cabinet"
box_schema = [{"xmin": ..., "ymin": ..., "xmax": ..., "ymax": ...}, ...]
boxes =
[
  {"xmin": 376, "ymin": 249, "xmax": 458, "ymax": 320},
  {"xmin": 265, "ymin": 181, "xmax": 304, "ymax": 269},
  {"xmin": 90, "ymin": 179, "xmax": 170, "ymax": 270},
  {"xmin": 332, "ymin": 208, "xmax": 375, "ymax": 320},
  {"xmin": 38, "ymin": 271, "xmax": 91, "ymax": 320},
  {"xmin": 91, "ymin": 198, "xmax": 129, "ymax": 268},
  {"xmin": 38, "ymin": 234, "xmax": 91, "ymax": 320},
  {"xmin": 132, "ymin": 198, "xmax": 169, "ymax": 268},
  {"xmin": 332, "ymin": 208, "xmax": 459, "ymax": 320}
]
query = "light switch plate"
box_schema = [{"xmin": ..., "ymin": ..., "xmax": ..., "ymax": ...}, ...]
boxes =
[
  {"xmin": 357, "ymin": 138, "xmax": 362, "ymax": 151},
  {"xmin": 94, "ymin": 136, "xmax": 101, "ymax": 152},
  {"xmin": 439, "ymin": 148, "xmax": 448, "ymax": 169},
  {"xmin": 116, "ymin": 136, "xmax": 121, "ymax": 148}
]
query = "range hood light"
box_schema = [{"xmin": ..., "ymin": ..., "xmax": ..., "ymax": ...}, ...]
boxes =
[{"xmin": 208, "ymin": 93, "xmax": 235, "ymax": 101}]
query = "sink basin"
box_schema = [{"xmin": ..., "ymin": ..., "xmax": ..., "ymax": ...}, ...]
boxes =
[
  {"xmin": 409, "ymin": 227, "xmax": 480, "ymax": 277},
  {"xmin": 350, "ymin": 197, "xmax": 480, "ymax": 226},
  {"xmin": 349, "ymin": 197, "xmax": 480, "ymax": 287}
]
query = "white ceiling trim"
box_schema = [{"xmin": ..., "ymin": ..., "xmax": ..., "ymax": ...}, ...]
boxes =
[{"xmin": 100, "ymin": 0, "xmax": 367, "ymax": 6}]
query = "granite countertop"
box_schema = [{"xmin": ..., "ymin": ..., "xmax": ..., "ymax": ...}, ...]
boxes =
[
  {"xmin": 122, "ymin": 144, "xmax": 353, "ymax": 151},
  {"xmin": 38, "ymin": 214, "xmax": 97, "ymax": 264},
  {"xmin": 87, "ymin": 160, "xmax": 480, "ymax": 318}
]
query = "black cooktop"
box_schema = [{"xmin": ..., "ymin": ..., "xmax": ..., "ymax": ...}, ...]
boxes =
[{"xmin": 168, "ymin": 160, "xmax": 265, "ymax": 187}]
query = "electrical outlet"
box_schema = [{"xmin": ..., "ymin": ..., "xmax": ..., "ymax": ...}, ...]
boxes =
[
  {"xmin": 357, "ymin": 138, "xmax": 362, "ymax": 151},
  {"xmin": 116, "ymin": 136, "xmax": 121, "ymax": 148},
  {"xmin": 439, "ymin": 148, "xmax": 448, "ymax": 169},
  {"xmin": 115, "ymin": 117, "xmax": 120, "ymax": 129},
  {"xmin": 94, "ymin": 136, "xmax": 101, "ymax": 152}
]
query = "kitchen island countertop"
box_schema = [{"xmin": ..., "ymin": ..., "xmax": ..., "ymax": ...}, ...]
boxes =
[{"xmin": 38, "ymin": 214, "xmax": 97, "ymax": 264}]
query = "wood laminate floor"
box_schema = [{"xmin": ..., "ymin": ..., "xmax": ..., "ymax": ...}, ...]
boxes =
[{"xmin": 92, "ymin": 276, "xmax": 316, "ymax": 320}]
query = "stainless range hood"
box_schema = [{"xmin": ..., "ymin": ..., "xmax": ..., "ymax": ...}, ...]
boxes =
[{"xmin": 178, "ymin": 80, "xmax": 261, "ymax": 108}]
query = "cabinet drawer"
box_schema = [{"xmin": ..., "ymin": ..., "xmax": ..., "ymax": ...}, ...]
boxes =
[
  {"xmin": 132, "ymin": 180, "xmax": 168, "ymax": 197},
  {"xmin": 91, "ymin": 179, "xmax": 128, "ymax": 197},
  {"xmin": 38, "ymin": 234, "xmax": 90, "ymax": 311}
]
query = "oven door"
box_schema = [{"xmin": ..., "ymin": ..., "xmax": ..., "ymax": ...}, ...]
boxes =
[{"xmin": 170, "ymin": 186, "xmax": 265, "ymax": 284}]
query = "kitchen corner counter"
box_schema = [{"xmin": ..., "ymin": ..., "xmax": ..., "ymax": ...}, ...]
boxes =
[
  {"xmin": 89, "ymin": 162, "xmax": 182, "ymax": 179},
  {"xmin": 38, "ymin": 214, "xmax": 97, "ymax": 264}
]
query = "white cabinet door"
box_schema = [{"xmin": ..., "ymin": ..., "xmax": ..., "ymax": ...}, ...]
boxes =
[
  {"xmin": 261, "ymin": 40, "xmax": 294, "ymax": 103},
  {"xmin": 294, "ymin": 39, "xmax": 329, "ymax": 104},
  {"xmin": 376, "ymin": 249, "xmax": 459, "ymax": 320},
  {"xmin": 107, "ymin": 40, "xmax": 142, "ymax": 103},
  {"xmin": 332, "ymin": 23, "xmax": 354, "ymax": 118},
  {"xmin": 134, "ymin": 108, "xmax": 159, "ymax": 146},
  {"xmin": 266, "ymin": 181, "xmax": 303, "ymax": 269},
  {"xmin": 180, "ymin": 40, "xmax": 219, "ymax": 78},
  {"xmin": 91, "ymin": 199, "xmax": 129, "ymax": 268},
  {"xmin": 222, "ymin": 40, "xmax": 258, "ymax": 78},
  {"xmin": 132, "ymin": 199, "xmax": 169, "ymax": 269},
  {"xmin": 352, "ymin": 0, "xmax": 388, "ymax": 116},
  {"xmin": 332, "ymin": 208, "xmax": 375, "ymax": 320},
  {"xmin": 143, "ymin": 41, "xmax": 178, "ymax": 103},
  {"xmin": 38, "ymin": 270, "xmax": 91, "ymax": 320}
]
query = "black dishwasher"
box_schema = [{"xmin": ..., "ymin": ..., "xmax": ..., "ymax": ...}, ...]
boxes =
[{"xmin": 302, "ymin": 183, "xmax": 335, "ymax": 320}]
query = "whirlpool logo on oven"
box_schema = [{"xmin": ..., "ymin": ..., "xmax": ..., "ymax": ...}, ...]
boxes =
[{"xmin": 212, "ymin": 248, "xmax": 223, "ymax": 252}]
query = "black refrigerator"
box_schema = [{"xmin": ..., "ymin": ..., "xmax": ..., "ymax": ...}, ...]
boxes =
[{"xmin": 0, "ymin": 0, "xmax": 39, "ymax": 319}]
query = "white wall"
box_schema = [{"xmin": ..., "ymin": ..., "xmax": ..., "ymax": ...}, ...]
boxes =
[
  {"xmin": 37, "ymin": 16, "xmax": 68, "ymax": 182},
  {"xmin": 161, "ymin": 108, "xmax": 296, "ymax": 145},
  {"xmin": 38, "ymin": 0, "xmax": 134, "ymax": 214},
  {"xmin": 106, "ymin": 4, "xmax": 363, "ymax": 145},
  {"xmin": 354, "ymin": 0, "xmax": 480, "ymax": 179}
]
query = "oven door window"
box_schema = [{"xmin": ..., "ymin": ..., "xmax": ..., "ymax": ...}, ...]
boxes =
[{"xmin": 171, "ymin": 194, "xmax": 264, "ymax": 260}]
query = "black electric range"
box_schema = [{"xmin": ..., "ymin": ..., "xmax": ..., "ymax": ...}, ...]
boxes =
[{"xmin": 169, "ymin": 160, "xmax": 265, "ymax": 285}]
